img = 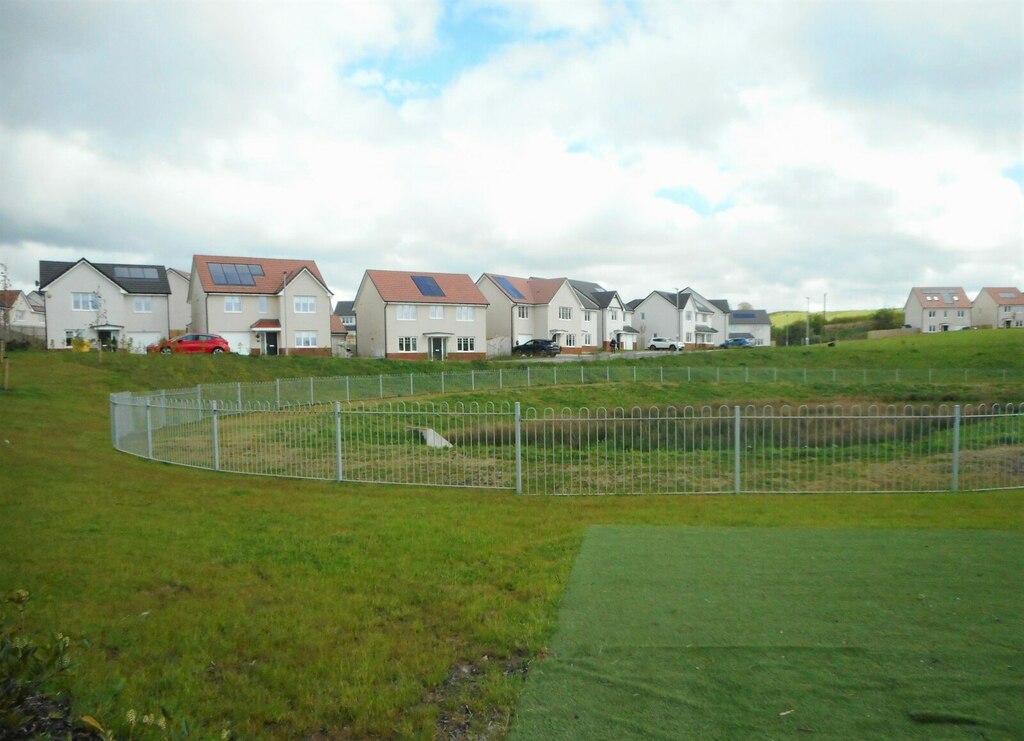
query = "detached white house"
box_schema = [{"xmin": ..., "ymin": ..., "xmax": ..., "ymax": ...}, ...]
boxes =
[
  {"xmin": 972, "ymin": 287, "xmax": 1024, "ymax": 329},
  {"xmin": 477, "ymin": 274, "xmax": 594, "ymax": 355},
  {"xmin": 903, "ymin": 287, "xmax": 972, "ymax": 332},
  {"xmin": 38, "ymin": 259, "xmax": 181, "ymax": 352},
  {"xmin": 630, "ymin": 288, "xmax": 728, "ymax": 349},
  {"xmin": 354, "ymin": 270, "xmax": 489, "ymax": 360},
  {"xmin": 569, "ymin": 280, "xmax": 639, "ymax": 350},
  {"xmin": 189, "ymin": 254, "xmax": 333, "ymax": 356},
  {"xmin": 0, "ymin": 289, "xmax": 46, "ymax": 343},
  {"xmin": 727, "ymin": 309, "xmax": 772, "ymax": 346}
]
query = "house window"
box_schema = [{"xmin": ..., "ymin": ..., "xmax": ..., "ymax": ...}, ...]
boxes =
[
  {"xmin": 133, "ymin": 296, "xmax": 152, "ymax": 313},
  {"xmin": 64, "ymin": 329, "xmax": 82, "ymax": 347},
  {"xmin": 583, "ymin": 310, "xmax": 592, "ymax": 322},
  {"xmin": 15, "ymin": 310, "xmax": 25, "ymax": 321},
  {"xmin": 342, "ymin": 315, "xmax": 355, "ymax": 324},
  {"xmin": 927, "ymin": 310, "xmax": 935, "ymax": 317},
  {"xmin": 295, "ymin": 331, "xmax": 317, "ymax": 347},
  {"xmin": 686, "ymin": 332, "xmax": 693, "ymax": 342},
  {"xmin": 72, "ymin": 292, "xmax": 98, "ymax": 311},
  {"xmin": 396, "ymin": 304, "xmax": 416, "ymax": 320},
  {"xmin": 518, "ymin": 305, "xmax": 529, "ymax": 319},
  {"xmin": 559, "ymin": 306, "xmax": 572, "ymax": 320},
  {"xmin": 456, "ymin": 306, "xmax": 475, "ymax": 321},
  {"xmin": 294, "ymin": 296, "xmax": 316, "ymax": 313},
  {"xmin": 582, "ymin": 332, "xmax": 592, "ymax": 346},
  {"xmin": 685, "ymin": 311, "xmax": 693, "ymax": 320},
  {"xmin": 956, "ymin": 310, "xmax": 965, "ymax": 317},
  {"xmin": 398, "ymin": 336, "xmax": 417, "ymax": 352},
  {"xmin": 224, "ymin": 296, "xmax": 242, "ymax": 313},
  {"xmin": 457, "ymin": 337, "xmax": 475, "ymax": 352},
  {"xmin": 430, "ymin": 305, "xmax": 444, "ymax": 320},
  {"xmin": 565, "ymin": 334, "xmax": 576, "ymax": 347},
  {"xmin": 928, "ymin": 325, "xmax": 937, "ymax": 332},
  {"xmin": 640, "ymin": 312, "xmax": 645, "ymax": 320},
  {"xmin": 1004, "ymin": 306, "xmax": 1012, "ymax": 313},
  {"xmin": 259, "ymin": 296, "xmax": 269, "ymax": 314},
  {"xmin": 611, "ymin": 310, "xmax": 618, "ymax": 320}
]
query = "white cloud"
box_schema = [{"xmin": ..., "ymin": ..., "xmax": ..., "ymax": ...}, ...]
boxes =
[{"xmin": 0, "ymin": 0, "xmax": 1020, "ymax": 312}]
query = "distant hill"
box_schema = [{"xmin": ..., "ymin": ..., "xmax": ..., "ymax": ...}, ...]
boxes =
[{"xmin": 769, "ymin": 309, "xmax": 874, "ymax": 327}]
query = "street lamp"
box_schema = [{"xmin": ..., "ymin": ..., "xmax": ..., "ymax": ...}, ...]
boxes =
[{"xmin": 674, "ymin": 287, "xmax": 681, "ymax": 345}]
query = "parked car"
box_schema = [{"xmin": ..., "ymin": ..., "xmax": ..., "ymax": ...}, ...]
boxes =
[
  {"xmin": 647, "ymin": 337, "xmax": 682, "ymax": 351},
  {"xmin": 512, "ymin": 338, "xmax": 561, "ymax": 357},
  {"xmin": 147, "ymin": 333, "xmax": 231, "ymax": 354},
  {"xmin": 719, "ymin": 338, "xmax": 753, "ymax": 348}
]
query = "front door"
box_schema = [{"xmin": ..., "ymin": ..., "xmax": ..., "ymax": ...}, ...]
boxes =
[
  {"xmin": 265, "ymin": 332, "xmax": 279, "ymax": 356},
  {"xmin": 429, "ymin": 336, "xmax": 446, "ymax": 360}
]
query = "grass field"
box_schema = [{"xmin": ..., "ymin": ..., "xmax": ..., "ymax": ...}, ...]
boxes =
[
  {"xmin": 511, "ymin": 526, "xmax": 1023, "ymax": 740},
  {"xmin": 1, "ymin": 332, "xmax": 1022, "ymax": 737},
  {"xmin": 770, "ymin": 309, "xmax": 874, "ymax": 327}
]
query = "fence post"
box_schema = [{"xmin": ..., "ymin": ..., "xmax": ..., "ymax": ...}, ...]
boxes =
[
  {"xmin": 606, "ymin": 366, "xmax": 610, "ymax": 382},
  {"xmin": 745, "ymin": 367, "xmax": 749, "ymax": 383},
  {"xmin": 335, "ymin": 401, "xmax": 344, "ymax": 482},
  {"xmin": 379, "ymin": 374, "xmax": 384, "ymax": 398},
  {"xmin": 441, "ymin": 371, "xmax": 445, "ymax": 394},
  {"xmin": 146, "ymin": 399, "xmax": 153, "ymax": 459},
  {"xmin": 581, "ymin": 366, "xmax": 584, "ymax": 383},
  {"xmin": 410, "ymin": 373, "xmax": 414, "ymax": 396},
  {"xmin": 514, "ymin": 401, "xmax": 523, "ymax": 494},
  {"xmin": 554, "ymin": 366, "xmax": 558, "ymax": 384},
  {"xmin": 472, "ymin": 369, "xmax": 476, "ymax": 390},
  {"xmin": 660, "ymin": 367, "xmax": 663, "ymax": 383},
  {"xmin": 803, "ymin": 368, "xmax": 807, "ymax": 384},
  {"xmin": 734, "ymin": 405, "xmax": 741, "ymax": 493},
  {"xmin": 633, "ymin": 366, "xmax": 637, "ymax": 382},
  {"xmin": 527, "ymin": 366, "xmax": 531, "ymax": 387},
  {"xmin": 500, "ymin": 368, "xmax": 503, "ymax": 388},
  {"xmin": 346, "ymin": 376, "xmax": 350, "ymax": 403},
  {"xmin": 310, "ymin": 377, "xmax": 315, "ymax": 404},
  {"xmin": 276, "ymin": 378, "xmax": 281, "ymax": 409},
  {"xmin": 212, "ymin": 401, "xmax": 221, "ymax": 472},
  {"xmin": 237, "ymin": 382, "xmax": 242, "ymax": 409},
  {"xmin": 895, "ymin": 369, "xmax": 900, "ymax": 383},
  {"xmin": 716, "ymin": 367, "xmax": 720, "ymax": 384},
  {"xmin": 951, "ymin": 405, "xmax": 961, "ymax": 491},
  {"xmin": 198, "ymin": 384, "xmax": 203, "ymax": 405}
]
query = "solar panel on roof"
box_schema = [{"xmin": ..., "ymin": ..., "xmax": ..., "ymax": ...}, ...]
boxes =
[
  {"xmin": 999, "ymin": 292, "xmax": 1017, "ymax": 299},
  {"xmin": 209, "ymin": 263, "xmax": 227, "ymax": 284},
  {"xmin": 495, "ymin": 276, "xmax": 525, "ymax": 299},
  {"xmin": 210, "ymin": 263, "xmax": 258, "ymax": 286},
  {"xmin": 412, "ymin": 275, "xmax": 445, "ymax": 297},
  {"xmin": 249, "ymin": 264, "xmax": 265, "ymax": 277},
  {"xmin": 734, "ymin": 312, "xmax": 756, "ymax": 319}
]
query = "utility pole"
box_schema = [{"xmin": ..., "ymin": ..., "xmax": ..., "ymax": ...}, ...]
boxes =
[{"xmin": 805, "ymin": 296, "xmax": 811, "ymax": 345}]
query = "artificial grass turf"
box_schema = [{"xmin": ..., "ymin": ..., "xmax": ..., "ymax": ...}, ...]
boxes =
[{"xmin": 511, "ymin": 526, "xmax": 1024, "ymax": 740}]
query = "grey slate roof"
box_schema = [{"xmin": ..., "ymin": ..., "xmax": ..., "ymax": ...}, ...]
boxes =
[
  {"xmin": 710, "ymin": 299, "xmax": 731, "ymax": 314},
  {"xmin": 39, "ymin": 259, "xmax": 171, "ymax": 294},
  {"xmin": 625, "ymin": 299, "xmax": 643, "ymax": 311},
  {"xmin": 334, "ymin": 300, "xmax": 356, "ymax": 329},
  {"xmin": 729, "ymin": 309, "xmax": 771, "ymax": 325}
]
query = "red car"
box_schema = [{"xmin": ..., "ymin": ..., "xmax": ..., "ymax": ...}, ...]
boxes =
[{"xmin": 147, "ymin": 333, "xmax": 231, "ymax": 354}]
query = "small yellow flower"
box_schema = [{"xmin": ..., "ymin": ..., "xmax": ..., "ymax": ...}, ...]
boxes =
[
  {"xmin": 157, "ymin": 716, "xmax": 167, "ymax": 731},
  {"xmin": 142, "ymin": 713, "xmax": 154, "ymax": 725},
  {"xmin": 221, "ymin": 729, "xmax": 231, "ymax": 740},
  {"xmin": 126, "ymin": 709, "xmax": 137, "ymax": 726}
]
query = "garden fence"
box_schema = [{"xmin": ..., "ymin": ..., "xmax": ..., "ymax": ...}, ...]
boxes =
[{"xmin": 110, "ymin": 371, "xmax": 1024, "ymax": 494}]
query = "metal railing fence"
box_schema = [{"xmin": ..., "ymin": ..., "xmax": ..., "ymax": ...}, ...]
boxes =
[
  {"xmin": 111, "ymin": 390, "xmax": 1024, "ymax": 494},
  {"xmin": 128, "ymin": 364, "xmax": 1024, "ymax": 409}
]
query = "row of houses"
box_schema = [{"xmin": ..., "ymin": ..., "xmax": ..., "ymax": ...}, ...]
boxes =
[
  {"xmin": 14, "ymin": 256, "xmax": 774, "ymax": 357},
  {"xmin": 904, "ymin": 287, "xmax": 1024, "ymax": 332},
  {"xmin": 10, "ymin": 257, "xmax": 1021, "ymax": 357}
]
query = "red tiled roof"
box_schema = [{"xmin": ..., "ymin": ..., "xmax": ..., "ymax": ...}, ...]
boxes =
[
  {"xmin": 910, "ymin": 287, "xmax": 972, "ymax": 309},
  {"xmin": 0, "ymin": 290, "xmax": 20, "ymax": 309},
  {"xmin": 980, "ymin": 287, "xmax": 1024, "ymax": 305},
  {"xmin": 250, "ymin": 319, "xmax": 281, "ymax": 329},
  {"xmin": 365, "ymin": 270, "xmax": 488, "ymax": 305},
  {"xmin": 193, "ymin": 255, "xmax": 329, "ymax": 295},
  {"xmin": 330, "ymin": 315, "xmax": 348, "ymax": 334},
  {"xmin": 484, "ymin": 274, "xmax": 569, "ymax": 305}
]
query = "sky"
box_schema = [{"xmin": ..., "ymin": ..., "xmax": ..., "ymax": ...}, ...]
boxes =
[{"xmin": 0, "ymin": 0, "xmax": 1021, "ymax": 312}]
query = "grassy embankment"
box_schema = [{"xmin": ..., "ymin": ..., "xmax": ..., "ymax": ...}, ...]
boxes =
[{"xmin": 0, "ymin": 330, "xmax": 1022, "ymax": 737}]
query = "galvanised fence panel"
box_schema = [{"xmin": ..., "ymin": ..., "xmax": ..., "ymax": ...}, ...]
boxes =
[{"xmin": 110, "ymin": 370, "xmax": 1024, "ymax": 494}]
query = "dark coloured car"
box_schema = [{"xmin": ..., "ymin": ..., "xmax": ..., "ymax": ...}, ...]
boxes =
[
  {"xmin": 512, "ymin": 339, "xmax": 561, "ymax": 357},
  {"xmin": 147, "ymin": 333, "xmax": 231, "ymax": 354},
  {"xmin": 719, "ymin": 337, "xmax": 753, "ymax": 348}
]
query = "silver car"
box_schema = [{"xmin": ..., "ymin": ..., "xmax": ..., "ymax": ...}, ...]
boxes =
[{"xmin": 647, "ymin": 337, "xmax": 682, "ymax": 351}]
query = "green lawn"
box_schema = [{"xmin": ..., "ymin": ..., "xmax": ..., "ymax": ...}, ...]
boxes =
[
  {"xmin": 1, "ymin": 338, "xmax": 1022, "ymax": 738},
  {"xmin": 512, "ymin": 526, "xmax": 1024, "ymax": 740},
  {"xmin": 771, "ymin": 308, "xmax": 874, "ymax": 326}
]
